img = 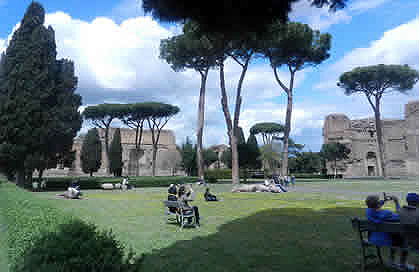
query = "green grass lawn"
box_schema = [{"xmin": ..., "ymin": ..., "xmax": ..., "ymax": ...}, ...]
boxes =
[{"xmin": 3, "ymin": 178, "xmax": 419, "ymax": 271}]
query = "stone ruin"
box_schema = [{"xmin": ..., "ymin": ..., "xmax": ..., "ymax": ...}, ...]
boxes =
[
  {"xmin": 322, "ymin": 100, "xmax": 419, "ymax": 177},
  {"xmin": 41, "ymin": 127, "xmax": 183, "ymax": 177}
]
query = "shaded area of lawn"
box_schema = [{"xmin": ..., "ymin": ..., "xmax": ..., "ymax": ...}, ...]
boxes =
[
  {"xmin": 141, "ymin": 207, "xmax": 364, "ymax": 272},
  {"xmin": 0, "ymin": 211, "xmax": 8, "ymax": 272},
  {"xmin": 142, "ymin": 207, "xmax": 419, "ymax": 272}
]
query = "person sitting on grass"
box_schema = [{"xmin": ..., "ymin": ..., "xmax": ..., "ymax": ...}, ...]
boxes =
[
  {"xmin": 400, "ymin": 193, "xmax": 419, "ymax": 250},
  {"xmin": 204, "ymin": 187, "xmax": 217, "ymax": 201},
  {"xmin": 178, "ymin": 185, "xmax": 200, "ymax": 226},
  {"xmin": 365, "ymin": 194, "xmax": 413, "ymax": 271}
]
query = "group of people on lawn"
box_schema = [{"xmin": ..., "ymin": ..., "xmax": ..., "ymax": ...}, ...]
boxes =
[
  {"xmin": 366, "ymin": 192, "xmax": 419, "ymax": 271},
  {"xmin": 167, "ymin": 183, "xmax": 219, "ymax": 226}
]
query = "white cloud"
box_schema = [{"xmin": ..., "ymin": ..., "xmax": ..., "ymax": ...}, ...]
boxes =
[
  {"xmin": 290, "ymin": 0, "xmax": 388, "ymax": 31},
  {"xmin": 349, "ymin": 0, "xmax": 390, "ymax": 12},
  {"xmin": 0, "ymin": 38, "xmax": 5, "ymax": 53},
  {"xmin": 0, "ymin": 10, "xmax": 328, "ymax": 150},
  {"xmin": 316, "ymin": 16, "xmax": 419, "ymax": 93}
]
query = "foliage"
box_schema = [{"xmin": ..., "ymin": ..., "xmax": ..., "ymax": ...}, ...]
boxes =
[
  {"xmin": 250, "ymin": 122, "xmax": 284, "ymax": 145},
  {"xmin": 202, "ymin": 148, "xmax": 218, "ymax": 167},
  {"xmin": 13, "ymin": 218, "xmax": 142, "ymax": 272},
  {"xmin": 0, "ymin": 2, "xmax": 82, "ymax": 185},
  {"xmin": 82, "ymin": 103, "xmax": 128, "ymax": 172},
  {"xmin": 204, "ymin": 168, "xmax": 232, "ymax": 183},
  {"xmin": 117, "ymin": 103, "xmax": 152, "ymax": 150},
  {"xmin": 142, "ymin": 0, "xmax": 346, "ymax": 35},
  {"xmin": 337, "ymin": 64, "xmax": 419, "ymax": 176},
  {"xmin": 258, "ymin": 143, "xmax": 281, "ymax": 174},
  {"xmin": 288, "ymin": 151, "xmax": 322, "ymax": 174},
  {"xmin": 160, "ymin": 21, "xmax": 218, "ymax": 73},
  {"xmin": 109, "ymin": 128, "xmax": 123, "ymax": 177},
  {"xmin": 338, "ymin": 64, "xmax": 419, "ymax": 97},
  {"xmin": 30, "ymin": 177, "xmax": 102, "ymax": 191},
  {"xmin": 220, "ymin": 148, "xmax": 232, "ymax": 169},
  {"xmin": 320, "ymin": 142, "xmax": 350, "ymax": 178},
  {"xmin": 80, "ymin": 128, "xmax": 102, "ymax": 176},
  {"xmin": 178, "ymin": 137, "xmax": 217, "ymax": 176},
  {"xmin": 263, "ymin": 22, "xmax": 331, "ymax": 70},
  {"xmin": 179, "ymin": 137, "xmax": 196, "ymax": 176},
  {"xmin": 27, "ymin": 176, "xmax": 198, "ymax": 191},
  {"xmin": 245, "ymin": 134, "xmax": 262, "ymax": 170}
]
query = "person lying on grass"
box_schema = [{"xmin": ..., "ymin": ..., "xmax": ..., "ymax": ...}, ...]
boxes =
[{"xmin": 365, "ymin": 194, "xmax": 414, "ymax": 271}]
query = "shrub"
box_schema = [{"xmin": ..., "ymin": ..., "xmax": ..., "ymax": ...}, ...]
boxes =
[
  {"xmin": 31, "ymin": 177, "xmax": 102, "ymax": 191},
  {"xmin": 204, "ymin": 169, "xmax": 232, "ymax": 183},
  {"xmin": 13, "ymin": 218, "xmax": 142, "ymax": 272}
]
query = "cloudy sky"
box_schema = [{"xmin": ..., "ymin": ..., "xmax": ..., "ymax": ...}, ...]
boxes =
[{"xmin": 1, "ymin": 0, "xmax": 418, "ymax": 151}]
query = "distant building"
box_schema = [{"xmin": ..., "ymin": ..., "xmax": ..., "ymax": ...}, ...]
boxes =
[
  {"xmin": 322, "ymin": 100, "xmax": 419, "ymax": 177},
  {"xmin": 40, "ymin": 128, "xmax": 182, "ymax": 177}
]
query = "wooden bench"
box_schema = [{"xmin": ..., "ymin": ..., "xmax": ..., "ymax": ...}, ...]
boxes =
[
  {"xmin": 162, "ymin": 200, "xmax": 197, "ymax": 229},
  {"xmin": 351, "ymin": 218, "xmax": 419, "ymax": 272}
]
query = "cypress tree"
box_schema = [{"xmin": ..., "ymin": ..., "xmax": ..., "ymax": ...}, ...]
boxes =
[
  {"xmin": 109, "ymin": 128, "xmax": 123, "ymax": 177},
  {"xmin": 246, "ymin": 133, "xmax": 261, "ymax": 170},
  {"xmin": 80, "ymin": 128, "xmax": 102, "ymax": 176},
  {"xmin": 0, "ymin": 2, "xmax": 82, "ymax": 184}
]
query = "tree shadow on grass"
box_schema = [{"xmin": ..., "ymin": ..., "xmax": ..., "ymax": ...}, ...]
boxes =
[{"xmin": 140, "ymin": 206, "xmax": 399, "ymax": 272}]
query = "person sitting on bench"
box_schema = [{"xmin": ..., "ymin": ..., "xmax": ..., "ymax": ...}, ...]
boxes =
[
  {"xmin": 365, "ymin": 194, "xmax": 410, "ymax": 269},
  {"xmin": 400, "ymin": 193, "xmax": 419, "ymax": 250},
  {"xmin": 204, "ymin": 187, "xmax": 217, "ymax": 201},
  {"xmin": 167, "ymin": 184, "xmax": 178, "ymax": 213},
  {"xmin": 178, "ymin": 185, "xmax": 200, "ymax": 226}
]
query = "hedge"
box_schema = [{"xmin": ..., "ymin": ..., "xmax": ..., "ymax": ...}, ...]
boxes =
[
  {"xmin": 204, "ymin": 169, "xmax": 232, "ymax": 183},
  {"xmin": 27, "ymin": 176, "xmax": 199, "ymax": 191}
]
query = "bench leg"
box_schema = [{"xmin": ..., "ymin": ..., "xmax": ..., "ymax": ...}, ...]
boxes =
[{"xmin": 376, "ymin": 246, "xmax": 384, "ymax": 265}]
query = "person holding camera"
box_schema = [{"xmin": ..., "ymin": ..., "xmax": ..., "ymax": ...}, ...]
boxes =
[{"xmin": 365, "ymin": 194, "xmax": 412, "ymax": 270}]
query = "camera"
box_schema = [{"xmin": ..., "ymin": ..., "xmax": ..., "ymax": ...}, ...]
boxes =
[{"xmin": 383, "ymin": 192, "xmax": 392, "ymax": 201}]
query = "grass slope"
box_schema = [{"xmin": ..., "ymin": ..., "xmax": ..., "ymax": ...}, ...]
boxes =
[{"xmin": 0, "ymin": 182, "xmax": 72, "ymax": 270}]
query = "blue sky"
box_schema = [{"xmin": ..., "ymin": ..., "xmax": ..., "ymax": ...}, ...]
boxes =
[{"xmin": 1, "ymin": 0, "xmax": 419, "ymax": 152}]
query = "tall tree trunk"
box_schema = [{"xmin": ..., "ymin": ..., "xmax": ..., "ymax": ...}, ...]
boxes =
[
  {"xmin": 105, "ymin": 126, "xmax": 110, "ymax": 174},
  {"xmin": 39, "ymin": 168, "xmax": 44, "ymax": 180},
  {"xmin": 196, "ymin": 69, "xmax": 208, "ymax": 180},
  {"xmin": 152, "ymin": 143, "xmax": 157, "ymax": 177},
  {"xmin": 281, "ymin": 70, "xmax": 295, "ymax": 177},
  {"xmin": 219, "ymin": 61, "xmax": 240, "ymax": 184},
  {"xmin": 374, "ymin": 102, "xmax": 386, "ymax": 177},
  {"xmin": 16, "ymin": 168, "xmax": 25, "ymax": 187}
]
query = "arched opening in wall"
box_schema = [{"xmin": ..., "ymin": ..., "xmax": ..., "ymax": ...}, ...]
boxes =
[{"xmin": 366, "ymin": 152, "xmax": 377, "ymax": 176}]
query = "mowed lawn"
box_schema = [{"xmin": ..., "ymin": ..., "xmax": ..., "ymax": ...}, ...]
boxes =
[{"xmin": 3, "ymin": 178, "xmax": 419, "ymax": 272}]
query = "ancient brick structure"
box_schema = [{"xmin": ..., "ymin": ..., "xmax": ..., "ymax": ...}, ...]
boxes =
[
  {"xmin": 42, "ymin": 128, "xmax": 182, "ymax": 177},
  {"xmin": 322, "ymin": 100, "xmax": 419, "ymax": 177}
]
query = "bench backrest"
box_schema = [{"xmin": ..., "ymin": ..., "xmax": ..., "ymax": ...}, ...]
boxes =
[
  {"xmin": 163, "ymin": 200, "xmax": 180, "ymax": 208},
  {"xmin": 351, "ymin": 217, "xmax": 402, "ymax": 234}
]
